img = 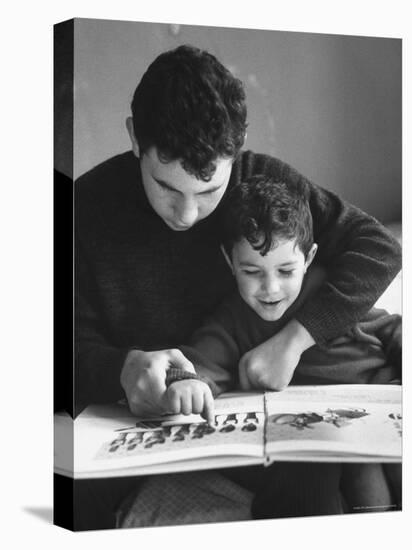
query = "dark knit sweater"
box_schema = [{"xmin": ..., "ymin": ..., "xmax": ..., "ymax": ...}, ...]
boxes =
[
  {"xmin": 75, "ymin": 150, "xmax": 401, "ymax": 408},
  {"xmin": 180, "ymin": 289, "xmax": 402, "ymax": 397}
]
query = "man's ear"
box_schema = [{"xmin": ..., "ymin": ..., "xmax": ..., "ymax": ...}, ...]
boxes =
[
  {"xmin": 126, "ymin": 117, "xmax": 140, "ymax": 158},
  {"xmin": 220, "ymin": 244, "xmax": 234, "ymax": 273},
  {"xmin": 305, "ymin": 243, "xmax": 318, "ymax": 270}
]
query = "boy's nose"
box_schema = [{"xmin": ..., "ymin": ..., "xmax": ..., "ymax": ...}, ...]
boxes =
[{"xmin": 263, "ymin": 275, "xmax": 280, "ymax": 294}]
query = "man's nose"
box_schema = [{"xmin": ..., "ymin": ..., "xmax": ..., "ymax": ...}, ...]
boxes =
[{"xmin": 175, "ymin": 198, "xmax": 198, "ymax": 227}]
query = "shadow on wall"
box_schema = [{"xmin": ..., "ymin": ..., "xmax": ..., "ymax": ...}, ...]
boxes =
[{"xmin": 22, "ymin": 506, "xmax": 53, "ymax": 524}]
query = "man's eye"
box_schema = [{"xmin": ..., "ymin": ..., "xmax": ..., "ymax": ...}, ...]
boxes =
[
  {"xmin": 157, "ymin": 181, "xmax": 175, "ymax": 193},
  {"xmin": 243, "ymin": 270, "xmax": 259, "ymax": 276},
  {"xmin": 279, "ymin": 270, "xmax": 294, "ymax": 277}
]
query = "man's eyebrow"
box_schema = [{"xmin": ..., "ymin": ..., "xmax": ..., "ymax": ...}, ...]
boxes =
[
  {"xmin": 153, "ymin": 177, "xmax": 222, "ymax": 195},
  {"xmin": 196, "ymin": 185, "xmax": 222, "ymax": 195},
  {"xmin": 153, "ymin": 177, "xmax": 177, "ymax": 191}
]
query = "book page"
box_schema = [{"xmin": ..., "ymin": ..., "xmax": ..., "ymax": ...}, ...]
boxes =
[
  {"xmin": 265, "ymin": 384, "xmax": 401, "ymax": 404},
  {"xmin": 264, "ymin": 385, "xmax": 402, "ymax": 462},
  {"xmin": 55, "ymin": 392, "xmax": 265, "ymax": 478}
]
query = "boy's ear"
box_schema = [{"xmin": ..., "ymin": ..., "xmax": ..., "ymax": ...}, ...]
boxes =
[
  {"xmin": 220, "ymin": 244, "xmax": 234, "ymax": 273},
  {"xmin": 126, "ymin": 117, "xmax": 140, "ymax": 158},
  {"xmin": 305, "ymin": 243, "xmax": 318, "ymax": 270}
]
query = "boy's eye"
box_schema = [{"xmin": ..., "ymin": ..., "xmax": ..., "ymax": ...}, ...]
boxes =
[
  {"xmin": 279, "ymin": 270, "xmax": 294, "ymax": 277},
  {"xmin": 243, "ymin": 270, "xmax": 260, "ymax": 276}
]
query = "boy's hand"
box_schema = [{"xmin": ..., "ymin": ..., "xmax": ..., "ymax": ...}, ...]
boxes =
[
  {"xmin": 239, "ymin": 319, "xmax": 315, "ymax": 391},
  {"xmin": 167, "ymin": 379, "xmax": 215, "ymax": 425},
  {"xmin": 120, "ymin": 348, "xmax": 196, "ymax": 417}
]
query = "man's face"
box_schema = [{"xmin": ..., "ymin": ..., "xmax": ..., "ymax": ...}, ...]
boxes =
[
  {"xmin": 139, "ymin": 147, "xmax": 233, "ymax": 230},
  {"xmin": 230, "ymin": 237, "xmax": 314, "ymax": 321}
]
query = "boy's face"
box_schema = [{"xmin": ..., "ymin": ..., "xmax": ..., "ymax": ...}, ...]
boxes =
[
  {"xmin": 131, "ymin": 142, "xmax": 232, "ymax": 230},
  {"xmin": 230, "ymin": 237, "xmax": 316, "ymax": 321}
]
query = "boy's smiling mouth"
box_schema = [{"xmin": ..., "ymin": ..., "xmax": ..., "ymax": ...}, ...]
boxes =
[{"xmin": 259, "ymin": 299, "xmax": 282, "ymax": 307}]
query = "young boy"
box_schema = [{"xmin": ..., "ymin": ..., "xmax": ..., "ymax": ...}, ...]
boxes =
[{"xmin": 166, "ymin": 175, "xmax": 401, "ymax": 516}]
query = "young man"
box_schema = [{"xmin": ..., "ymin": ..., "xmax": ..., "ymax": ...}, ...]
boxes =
[
  {"xmin": 73, "ymin": 45, "xmax": 401, "ymax": 528},
  {"xmin": 167, "ymin": 175, "xmax": 401, "ymax": 517}
]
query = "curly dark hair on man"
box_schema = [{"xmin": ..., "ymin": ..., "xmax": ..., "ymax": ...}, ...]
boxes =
[
  {"xmin": 222, "ymin": 175, "xmax": 314, "ymax": 257},
  {"xmin": 131, "ymin": 45, "xmax": 247, "ymax": 181}
]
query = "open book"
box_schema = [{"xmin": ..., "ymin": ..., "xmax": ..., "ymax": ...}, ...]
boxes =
[{"xmin": 54, "ymin": 385, "xmax": 402, "ymax": 479}]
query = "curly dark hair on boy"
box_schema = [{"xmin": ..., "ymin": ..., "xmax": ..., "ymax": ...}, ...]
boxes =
[
  {"xmin": 222, "ymin": 175, "xmax": 314, "ymax": 257},
  {"xmin": 131, "ymin": 45, "xmax": 247, "ymax": 181}
]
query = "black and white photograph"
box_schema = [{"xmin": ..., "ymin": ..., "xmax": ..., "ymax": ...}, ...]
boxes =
[
  {"xmin": 4, "ymin": 2, "xmax": 410, "ymax": 548},
  {"xmin": 53, "ymin": 15, "xmax": 404, "ymax": 533}
]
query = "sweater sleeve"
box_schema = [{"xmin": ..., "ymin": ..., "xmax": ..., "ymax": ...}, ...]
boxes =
[
  {"xmin": 75, "ymin": 238, "xmax": 130, "ymax": 413},
  {"xmin": 354, "ymin": 308, "xmax": 402, "ymax": 372},
  {"xmin": 376, "ymin": 315, "xmax": 402, "ymax": 372},
  {"xmin": 179, "ymin": 298, "xmax": 242, "ymax": 397},
  {"xmin": 279, "ymin": 162, "xmax": 402, "ymax": 344}
]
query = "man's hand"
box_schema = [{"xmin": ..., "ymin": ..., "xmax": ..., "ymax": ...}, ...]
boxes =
[
  {"xmin": 238, "ymin": 319, "xmax": 315, "ymax": 391},
  {"xmin": 167, "ymin": 379, "xmax": 215, "ymax": 425},
  {"xmin": 120, "ymin": 349, "xmax": 195, "ymax": 417}
]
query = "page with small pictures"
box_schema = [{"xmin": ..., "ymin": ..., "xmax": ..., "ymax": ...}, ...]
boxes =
[
  {"xmin": 264, "ymin": 385, "xmax": 402, "ymax": 463},
  {"xmin": 54, "ymin": 392, "xmax": 266, "ymax": 479}
]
